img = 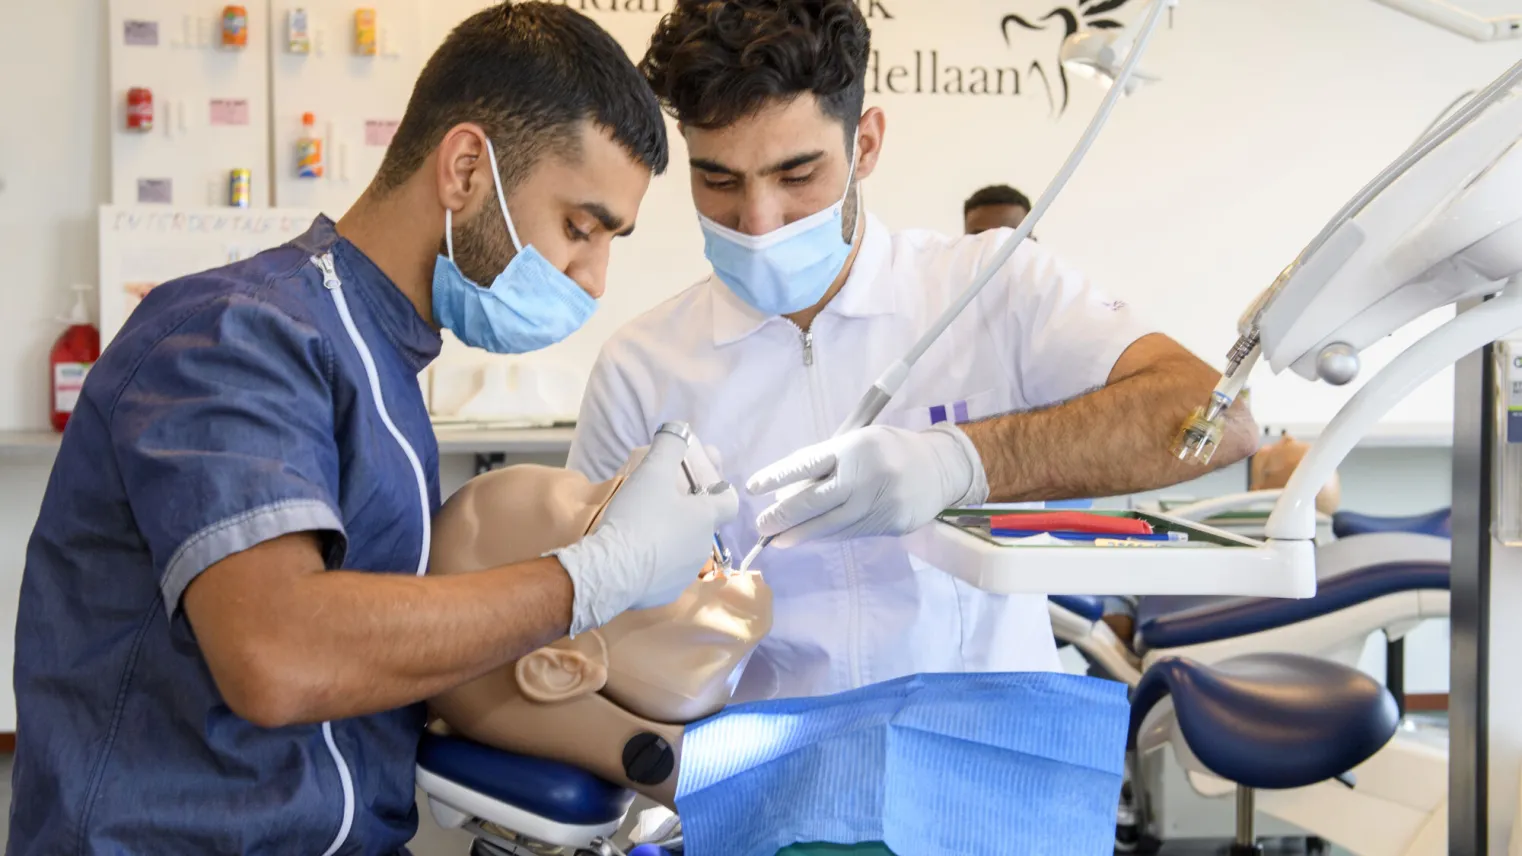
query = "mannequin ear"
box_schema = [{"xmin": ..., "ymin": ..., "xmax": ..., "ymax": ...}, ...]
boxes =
[{"xmin": 516, "ymin": 635, "xmax": 609, "ymax": 703}]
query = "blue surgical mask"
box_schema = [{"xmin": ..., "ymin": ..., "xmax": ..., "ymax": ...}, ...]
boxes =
[
  {"xmin": 699, "ymin": 138, "xmax": 860, "ymax": 316},
  {"xmin": 432, "ymin": 137, "xmax": 596, "ymax": 354}
]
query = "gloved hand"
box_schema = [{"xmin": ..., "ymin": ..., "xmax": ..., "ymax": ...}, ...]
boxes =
[
  {"xmin": 747, "ymin": 422, "xmax": 990, "ymax": 549},
  {"xmin": 550, "ymin": 429, "xmax": 739, "ymax": 636}
]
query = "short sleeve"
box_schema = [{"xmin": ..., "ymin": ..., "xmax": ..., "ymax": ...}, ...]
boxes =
[
  {"xmin": 567, "ymin": 343, "xmax": 650, "ymax": 482},
  {"xmin": 111, "ymin": 296, "xmax": 347, "ymax": 614},
  {"xmin": 1007, "ymin": 242, "xmax": 1158, "ymax": 408}
]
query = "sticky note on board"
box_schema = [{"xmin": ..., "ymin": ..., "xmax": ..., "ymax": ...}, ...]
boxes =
[
  {"xmin": 365, "ymin": 119, "xmax": 400, "ymax": 147},
  {"xmin": 124, "ymin": 20, "xmax": 159, "ymax": 46},
  {"xmin": 209, "ymin": 99, "xmax": 250, "ymax": 126},
  {"xmin": 137, "ymin": 179, "xmax": 173, "ymax": 204}
]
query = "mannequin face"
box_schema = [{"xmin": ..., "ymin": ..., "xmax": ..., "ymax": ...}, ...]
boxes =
[
  {"xmin": 514, "ymin": 568, "xmax": 770, "ymax": 722},
  {"xmin": 427, "ymin": 458, "xmax": 772, "ymax": 805}
]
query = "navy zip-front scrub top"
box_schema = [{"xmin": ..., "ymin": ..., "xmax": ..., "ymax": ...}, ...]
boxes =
[{"xmin": 12, "ymin": 216, "xmax": 443, "ymax": 855}]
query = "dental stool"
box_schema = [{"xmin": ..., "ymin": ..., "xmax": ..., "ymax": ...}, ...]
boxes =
[
  {"xmin": 416, "ymin": 731, "xmax": 636, "ymax": 856},
  {"xmin": 1130, "ymin": 653, "xmax": 1401, "ymax": 855}
]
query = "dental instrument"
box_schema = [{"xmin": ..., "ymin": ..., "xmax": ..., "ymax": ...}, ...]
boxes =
[
  {"xmin": 737, "ymin": 0, "xmax": 1180, "ymax": 573},
  {"xmin": 657, "ymin": 421, "xmax": 734, "ymax": 574}
]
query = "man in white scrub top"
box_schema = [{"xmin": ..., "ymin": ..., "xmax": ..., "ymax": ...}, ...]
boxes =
[{"xmin": 569, "ymin": 0, "xmax": 1258, "ymax": 700}]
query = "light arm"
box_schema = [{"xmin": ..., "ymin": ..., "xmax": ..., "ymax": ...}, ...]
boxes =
[{"xmin": 1267, "ymin": 279, "xmax": 1522, "ymax": 541}]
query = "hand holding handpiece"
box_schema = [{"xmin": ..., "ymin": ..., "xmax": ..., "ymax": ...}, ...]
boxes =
[{"xmin": 549, "ymin": 425, "xmax": 739, "ymax": 636}]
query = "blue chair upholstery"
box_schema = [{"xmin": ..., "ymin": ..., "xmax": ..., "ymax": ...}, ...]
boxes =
[
  {"xmin": 1332, "ymin": 508, "xmax": 1451, "ymax": 539},
  {"xmin": 1129, "ymin": 654, "xmax": 1399, "ymax": 790},
  {"xmin": 1050, "ymin": 595, "xmax": 1106, "ymax": 622},
  {"xmin": 1136, "ymin": 561, "xmax": 1448, "ymax": 652},
  {"xmin": 417, "ymin": 732, "xmax": 635, "ymax": 827}
]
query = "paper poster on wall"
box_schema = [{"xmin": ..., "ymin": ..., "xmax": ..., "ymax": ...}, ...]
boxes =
[
  {"xmin": 123, "ymin": 20, "xmax": 159, "ymax": 46},
  {"xmin": 136, "ymin": 178, "xmax": 172, "ymax": 204},
  {"xmin": 209, "ymin": 98, "xmax": 250, "ymax": 126},
  {"xmin": 365, "ymin": 119, "xmax": 400, "ymax": 147},
  {"xmin": 97, "ymin": 206, "xmax": 321, "ymax": 346}
]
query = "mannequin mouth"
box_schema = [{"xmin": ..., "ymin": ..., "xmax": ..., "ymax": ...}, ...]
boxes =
[{"xmin": 698, "ymin": 567, "xmax": 762, "ymax": 583}]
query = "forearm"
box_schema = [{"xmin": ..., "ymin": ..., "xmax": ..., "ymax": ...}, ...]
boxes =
[
  {"xmin": 962, "ymin": 356, "xmax": 1257, "ymax": 502},
  {"xmin": 206, "ymin": 556, "xmax": 572, "ymax": 726}
]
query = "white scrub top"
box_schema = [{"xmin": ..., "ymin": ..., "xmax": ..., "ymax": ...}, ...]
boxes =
[{"xmin": 568, "ymin": 213, "xmax": 1156, "ymax": 701}]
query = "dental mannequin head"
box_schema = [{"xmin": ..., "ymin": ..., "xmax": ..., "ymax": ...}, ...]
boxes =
[
  {"xmin": 639, "ymin": 0, "xmax": 884, "ymax": 327},
  {"xmin": 427, "ymin": 459, "xmax": 772, "ymax": 807}
]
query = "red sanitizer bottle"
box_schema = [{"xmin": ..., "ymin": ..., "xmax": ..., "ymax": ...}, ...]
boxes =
[{"xmin": 50, "ymin": 286, "xmax": 101, "ymax": 433}]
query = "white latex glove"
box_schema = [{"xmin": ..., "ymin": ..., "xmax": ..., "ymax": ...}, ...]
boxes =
[
  {"xmin": 747, "ymin": 422, "xmax": 990, "ymax": 549},
  {"xmin": 550, "ymin": 429, "xmax": 739, "ymax": 636}
]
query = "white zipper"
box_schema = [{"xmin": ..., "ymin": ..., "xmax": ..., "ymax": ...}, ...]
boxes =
[
  {"xmin": 787, "ymin": 318, "xmax": 862, "ymax": 688},
  {"xmin": 310, "ymin": 252, "xmax": 433, "ymax": 856}
]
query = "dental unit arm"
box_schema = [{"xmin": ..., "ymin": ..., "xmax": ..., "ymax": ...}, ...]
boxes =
[
  {"xmin": 736, "ymin": 0, "xmax": 1179, "ymax": 573},
  {"xmin": 1174, "ymin": 57, "xmax": 1522, "ymax": 546}
]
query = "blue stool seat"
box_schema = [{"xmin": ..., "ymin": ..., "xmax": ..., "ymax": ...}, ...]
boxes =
[
  {"xmin": 417, "ymin": 732, "xmax": 635, "ymax": 827},
  {"xmin": 1135, "ymin": 561, "xmax": 1448, "ymax": 652},
  {"xmin": 1332, "ymin": 508, "xmax": 1451, "ymax": 539},
  {"xmin": 1129, "ymin": 653, "xmax": 1399, "ymax": 790},
  {"xmin": 1050, "ymin": 595, "xmax": 1106, "ymax": 622}
]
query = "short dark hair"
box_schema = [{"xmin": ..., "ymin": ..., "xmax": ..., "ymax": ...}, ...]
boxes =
[
  {"xmin": 374, "ymin": 2, "xmax": 668, "ymax": 193},
  {"xmin": 640, "ymin": 0, "xmax": 870, "ymax": 148},
  {"xmin": 964, "ymin": 185, "xmax": 1033, "ymax": 216}
]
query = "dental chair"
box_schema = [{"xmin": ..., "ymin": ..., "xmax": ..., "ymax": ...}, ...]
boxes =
[
  {"xmin": 1050, "ymin": 504, "xmax": 1450, "ymax": 677},
  {"xmin": 1051, "ymin": 504, "xmax": 1451, "ymax": 855},
  {"xmin": 1130, "ymin": 653, "xmax": 1402, "ymax": 856},
  {"xmin": 417, "ymin": 735, "xmax": 637, "ymax": 856}
]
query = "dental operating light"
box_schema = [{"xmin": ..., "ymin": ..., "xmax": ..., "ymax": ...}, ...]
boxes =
[
  {"xmin": 735, "ymin": 0, "xmax": 1180, "ymax": 573},
  {"xmin": 1060, "ymin": 27, "xmax": 1161, "ymax": 95}
]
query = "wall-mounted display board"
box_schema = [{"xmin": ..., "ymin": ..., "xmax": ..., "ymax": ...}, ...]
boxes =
[
  {"xmin": 109, "ymin": 0, "xmax": 273, "ymax": 208},
  {"xmin": 269, "ymin": 0, "xmax": 425, "ymax": 214}
]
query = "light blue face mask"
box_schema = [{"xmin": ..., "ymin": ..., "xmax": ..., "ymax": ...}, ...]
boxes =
[
  {"xmin": 675, "ymin": 672, "xmax": 1128, "ymax": 856},
  {"xmin": 699, "ymin": 138, "xmax": 860, "ymax": 316},
  {"xmin": 432, "ymin": 137, "xmax": 596, "ymax": 354}
]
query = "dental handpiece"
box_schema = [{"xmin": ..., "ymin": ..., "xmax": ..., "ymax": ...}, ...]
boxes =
[
  {"xmin": 682, "ymin": 458, "xmax": 734, "ymax": 572},
  {"xmin": 1170, "ymin": 331, "xmax": 1261, "ymax": 465},
  {"xmin": 658, "ymin": 421, "xmax": 734, "ymax": 573}
]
